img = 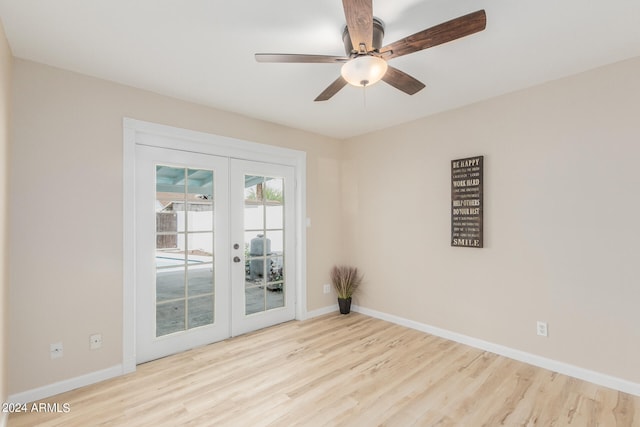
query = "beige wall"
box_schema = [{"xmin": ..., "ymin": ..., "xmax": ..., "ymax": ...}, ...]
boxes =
[
  {"xmin": 9, "ymin": 59, "xmax": 344, "ymax": 394},
  {"xmin": 9, "ymin": 50, "xmax": 640, "ymax": 396},
  {"xmin": 0, "ymin": 20, "xmax": 12, "ymax": 415},
  {"xmin": 343, "ymin": 57, "xmax": 640, "ymax": 384}
]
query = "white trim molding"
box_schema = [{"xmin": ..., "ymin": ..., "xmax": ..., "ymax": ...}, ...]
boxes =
[
  {"xmin": 305, "ymin": 305, "xmax": 338, "ymax": 319},
  {"xmin": 352, "ymin": 304, "xmax": 640, "ymax": 397},
  {"xmin": 9, "ymin": 304, "xmax": 638, "ymax": 404},
  {"xmin": 7, "ymin": 365, "xmax": 124, "ymax": 405}
]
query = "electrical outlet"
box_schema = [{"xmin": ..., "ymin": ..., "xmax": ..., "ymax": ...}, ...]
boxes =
[
  {"xmin": 323, "ymin": 284, "xmax": 331, "ymax": 294},
  {"xmin": 50, "ymin": 342, "xmax": 63, "ymax": 359},
  {"xmin": 90, "ymin": 334, "xmax": 102, "ymax": 350},
  {"xmin": 537, "ymin": 321, "xmax": 548, "ymax": 337}
]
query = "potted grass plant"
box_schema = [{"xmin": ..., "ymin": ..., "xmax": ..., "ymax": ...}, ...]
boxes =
[{"xmin": 330, "ymin": 265, "xmax": 363, "ymax": 314}]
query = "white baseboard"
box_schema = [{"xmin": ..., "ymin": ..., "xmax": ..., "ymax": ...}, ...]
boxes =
[
  {"xmin": 4, "ymin": 305, "xmax": 337, "ymax": 404},
  {"xmin": 352, "ymin": 304, "xmax": 640, "ymax": 397},
  {"xmin": 304, "ymin": 305, "xmax": 338, "ymax": 319},
  {"xmin": 7, "ymin": 307, "xmax": 339, "ymax": 405},
  {"xmin": 9, "ymin": 306, "xmax": 638, "ymax": 405},
  {"xmin": 7, "ymin": 364, "xmax": 123, "ymax": 404}
]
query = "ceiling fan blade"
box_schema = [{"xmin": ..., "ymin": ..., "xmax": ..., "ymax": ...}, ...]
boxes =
[
  {"xmin": 314, "ymin": 76, "xmax": 348, "ymax": 102},
  {"xmin": 342, "ymin": 0, "xmax": 374, "ymax": 53},
  {"xmin": 382, "ymin": 66, "xmax": 426, "ymax": 95},
  {"xmin": 255, "ymin": 53, "xmax": 350, "ymax": 63},
  {"xmin": 380, "ymin": 10, "xmax": 486, "ymax": 60}
]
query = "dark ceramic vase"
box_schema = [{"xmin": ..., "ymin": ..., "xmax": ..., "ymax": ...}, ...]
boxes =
[{"xmin": 338, "ymin": 297, "xmax": 352, "ymax": 314}]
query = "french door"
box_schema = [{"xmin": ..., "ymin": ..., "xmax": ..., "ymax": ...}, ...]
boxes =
[
  {"xmin": 135, "ymin": 145, "xmax": 296, "ymax": 363},
  {"xmin": 230, "ymin": 160, "xmax": 295, "ymax": 336}
]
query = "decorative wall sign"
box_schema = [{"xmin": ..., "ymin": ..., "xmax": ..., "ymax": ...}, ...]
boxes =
[{"xmin": 451, "ymin": 155, "xmax": 483, "ymax": 248}]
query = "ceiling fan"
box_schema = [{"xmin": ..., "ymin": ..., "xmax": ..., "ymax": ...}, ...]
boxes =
[{"xmin": 255, "ymin": 1, "xmax": 486, "ymax": 102}]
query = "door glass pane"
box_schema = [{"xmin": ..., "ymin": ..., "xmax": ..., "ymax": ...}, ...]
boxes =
[
  {"xmin": 244, "ymin": 175, "xmax": 265, "ymax": 230},
  {"xmin": 265, "ymin": 231, "xmax": 284, "ymax": 310},
  {"xmin": 188, "ymin": 295, "xmax": 214, "ymax": 328},
  {"xmin": 245, "ymin": 282, "xmax": 265, "ymax": 315},
  {"xmin": 267, "ymin": 255, "xmax": 284, "ymax": 309},
  {"xmin": 155, "ymin": 248, "xmax": 184, "ymax": 269},
  {"xmin": 266, "ymin": 230, "xmax": 283, "ymax": 254},
  {"xmin": 266, "ymin": 205, "xmax": 283, "ymax": 230},
  {"xmin": 188, "ymin": 233, "xmax": 214, "ymax": 261},
  {"xmin": 187, "ymin": 169, "xmax": 213, "ymax": 199},
  {"xmin": 265, "ymin": 178, "xmax": 284, "ymax": 229},
  {"xmin": 187, "ymin": 169, "xmax": 213, "ymax": 232},
  {"xmin": 268, "ymin": 256, "xmax": 284, "ymax": 284},
  {"xmin": 243, "ymin": 175, "xmax": 285, "ymax": 315},
  {"xmin": 244, "ymin": 205, "xmax": 264, "ymax": 231},
  {"xmin": 156, "ymin": 300, "xmax": 185, "ymax": 336},
  {"xmin": 157, "ymin": 268, "xmax": 185, "ymax": 303},
  {"xmin": 157, "ymin": 166, "xmax": 187, "ymax": 232},
  {"xmin": 187, "ymin": 204, "xmax": 213, "ymax": 232},
  {"xmin": 266, "ymin": 290, "xmax": 285, "ymax": 310},
  {"xmin": 156, "ymin": 165, "xmax": 215, "ymax": 337},
  {"xmin": 188, "ymin": 264, "xmax": 213, "ymax": 297}
]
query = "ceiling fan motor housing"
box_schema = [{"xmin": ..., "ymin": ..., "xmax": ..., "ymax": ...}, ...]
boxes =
[{"xmin": 342, "ymin": 17, "xmax": 385, "ymax": 55}]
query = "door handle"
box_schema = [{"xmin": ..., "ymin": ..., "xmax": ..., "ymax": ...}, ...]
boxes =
[{"xmin": 233, "ymin": 256, "xmax": 241, "ymax": 263}]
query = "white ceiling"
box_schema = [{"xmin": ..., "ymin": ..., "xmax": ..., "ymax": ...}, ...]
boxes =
[{"xmin": 1, "ymin": 0, "xmax": 639, "ymax": 139}]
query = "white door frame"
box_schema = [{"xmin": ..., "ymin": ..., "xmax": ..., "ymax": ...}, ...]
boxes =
[{"xmin": 123, "ymin": 118, "xmax": 307, "ymax": 373}]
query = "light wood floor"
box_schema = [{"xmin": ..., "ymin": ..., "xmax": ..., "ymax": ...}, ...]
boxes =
[{"xmin": 9, "ymin": 313, "xmax": 640, "ymax": 426}]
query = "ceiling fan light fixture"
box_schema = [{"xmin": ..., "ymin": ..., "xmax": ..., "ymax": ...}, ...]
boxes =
[{"xmin": 341, "ymin": 55, "xmax": 388, "ymax": 87}]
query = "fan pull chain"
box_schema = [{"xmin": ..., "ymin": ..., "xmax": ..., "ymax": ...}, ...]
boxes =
[{"xmin": 362, "ymin": 84, "xmax": 367, "ymax": 108}]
